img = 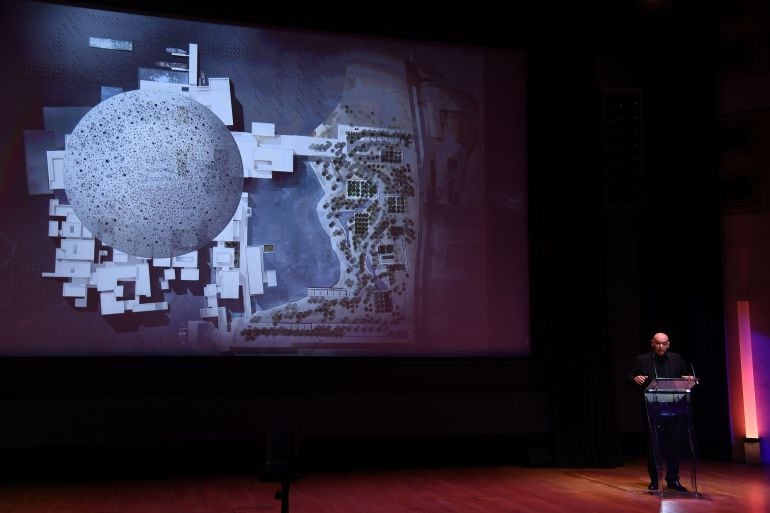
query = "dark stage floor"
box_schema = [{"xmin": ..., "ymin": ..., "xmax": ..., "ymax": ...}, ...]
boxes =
[{"xmin": 1, "ymin": 459, "xmax": 768, "ymax": 513}]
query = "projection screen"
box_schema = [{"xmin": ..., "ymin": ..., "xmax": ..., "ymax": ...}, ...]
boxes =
[{"xmin": 0, "ymin": 1, "xmax": 528, "ymax": 356}]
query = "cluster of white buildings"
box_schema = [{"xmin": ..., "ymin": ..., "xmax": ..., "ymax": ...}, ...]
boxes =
[{"xmin": 42, "ymin": 43, "xmax": 279, "ymax": 319}]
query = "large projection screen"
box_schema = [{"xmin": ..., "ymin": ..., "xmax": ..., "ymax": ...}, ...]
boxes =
[{"xmin": 0, "ymin": 1, "xmax": 528, "ymax": 356}]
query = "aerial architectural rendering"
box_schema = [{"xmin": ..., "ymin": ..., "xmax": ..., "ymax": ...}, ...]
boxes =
[{"xmin": 0, "ymin": 1, "xmax": 528, "ymax": 356}]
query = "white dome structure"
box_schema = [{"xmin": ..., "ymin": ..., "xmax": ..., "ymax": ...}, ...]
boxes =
[{"xmin": 64, "ymin": 90, "xmax": 243, "ymax": 258}]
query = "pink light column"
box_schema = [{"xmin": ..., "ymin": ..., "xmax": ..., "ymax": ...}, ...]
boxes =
[{"xmin": 737, "ymin": 301, "xmax": 760, "ymax": 463}]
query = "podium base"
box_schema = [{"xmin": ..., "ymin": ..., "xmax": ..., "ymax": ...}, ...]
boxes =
[{"xmin": 634, "ymin": 489, "xmax": 707, "ymax": 500}]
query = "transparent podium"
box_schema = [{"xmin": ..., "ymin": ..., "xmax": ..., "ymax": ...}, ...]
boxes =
[{"xmin": 644, "ymin": 377, "xmax": 701, "ymax": 497}]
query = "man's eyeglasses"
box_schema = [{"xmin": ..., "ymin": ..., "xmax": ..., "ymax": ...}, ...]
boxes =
[{"xmin": 652, "ymin": 341, "xmax": 670, "ymax": 347}]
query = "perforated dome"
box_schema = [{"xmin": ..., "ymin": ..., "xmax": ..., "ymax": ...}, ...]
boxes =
[{"xmin": 64, "ymin": 90, "xmax": 243, "ymax": 258}]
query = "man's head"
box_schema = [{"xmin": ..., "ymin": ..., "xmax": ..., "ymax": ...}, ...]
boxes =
[{"xmin": 651, "ymin": 332, "xmax": 670, "ymax": 356}]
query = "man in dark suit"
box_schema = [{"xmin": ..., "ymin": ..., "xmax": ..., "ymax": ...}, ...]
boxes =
[{"xmin": 628, "ymin": 332, "xmax": 696, "ymax": 492}]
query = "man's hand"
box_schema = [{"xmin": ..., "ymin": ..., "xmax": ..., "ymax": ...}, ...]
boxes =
[{"xmin": 634, "ymin": 375, "xmax": 648, "ymax": 385}]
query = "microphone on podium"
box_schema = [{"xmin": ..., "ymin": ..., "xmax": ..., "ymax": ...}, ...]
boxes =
[{"xmin": 688, "ymin": 361, "xmax": 699, "ymax": 384}]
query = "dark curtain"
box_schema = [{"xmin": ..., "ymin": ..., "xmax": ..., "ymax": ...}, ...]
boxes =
[{"xmin": 527, "ymin": 1, "xmax": 622, "ymax": 468}]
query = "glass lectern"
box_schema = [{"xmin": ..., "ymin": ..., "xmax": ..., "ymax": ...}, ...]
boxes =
[{"xmin": 644, "ymin": 377, "xmax": 700, "ymax": 496}]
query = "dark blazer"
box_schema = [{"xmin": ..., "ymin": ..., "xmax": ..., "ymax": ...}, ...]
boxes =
[{"xmin": 627, "ymin": 351, "xmax": 691, "ymax": 389}]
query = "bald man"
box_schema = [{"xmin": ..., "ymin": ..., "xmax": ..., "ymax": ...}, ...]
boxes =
[{"xmin": 628, "ymin": 332, "xmax": 696, "ymax": 492}]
